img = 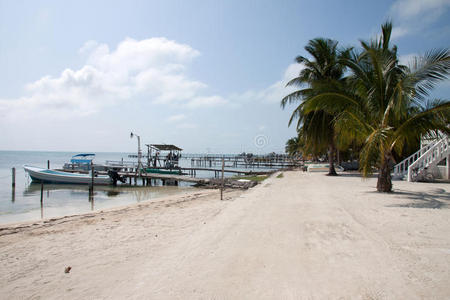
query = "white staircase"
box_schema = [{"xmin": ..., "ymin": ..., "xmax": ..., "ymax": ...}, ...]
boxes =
[{"xmin": 392, "ymin": 136, "xmax": 450, "ymax": 182}]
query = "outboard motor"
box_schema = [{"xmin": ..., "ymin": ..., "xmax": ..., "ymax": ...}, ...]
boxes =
[{"xmin": 108, "ymin": 170, "xmax": 126, "ymax": 186}]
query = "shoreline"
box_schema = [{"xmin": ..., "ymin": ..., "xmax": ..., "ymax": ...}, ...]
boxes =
[
  {"xmin": 1, "ymin": 171, "xmax": 449, "ymax": 299},
  {"xmin": 0, "ymin": 187, "xmax": 235, "ymax": 236}
]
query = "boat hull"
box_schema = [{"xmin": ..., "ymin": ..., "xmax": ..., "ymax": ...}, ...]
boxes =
[
  {"xmin": 24, "ymin": 165, "xmax": 112, "ymax": 185},
  {"xmin": 144, "ymin": 168, "xmax": 181, "ymax": 175}
]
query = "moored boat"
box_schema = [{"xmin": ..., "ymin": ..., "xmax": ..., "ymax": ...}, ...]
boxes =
[
  {"xmin": 24, "ymin": 165, "xmax": 112, "ymax": 185},
  {"xmin": 143, "ymin": 168, "xmax": 182, "ymax": 175},
  {"xmin": 63, "ymin": 153, "xmax": 123, "ymax": 172}
]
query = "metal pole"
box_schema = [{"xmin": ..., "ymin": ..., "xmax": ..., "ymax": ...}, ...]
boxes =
[{"xmin": 137, "ymin": 135, "xmax": 142, "ymax": 173}]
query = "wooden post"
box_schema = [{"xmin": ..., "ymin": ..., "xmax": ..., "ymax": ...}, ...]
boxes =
[
  {"xmin": 11, "ymin": 167, "xmax": 15, "ymax": 202},
  {"xmin": 89, "ymin": 165, "xmax": 94, "ymax": 207},
  {"xmin": 91, "ymin": 165, "xmax": 94, "ymax": 187},
  {"xmin": 90, "ymin": 188, "xmax": 94, "ymax": 211},
  {"xmin": 11, "ymin": 167, "xmax": 15, "ymax": 188},
  {"xmin": 221, "ymin": 157, "xmax": 224, "ymax": 200},
  {"xmin": 40, "ymin": 183, "xmax": 44, "ymax": 219},
  {"xmin": 47, "ymin": 160, "xmax": 50, "ymax": 169}
]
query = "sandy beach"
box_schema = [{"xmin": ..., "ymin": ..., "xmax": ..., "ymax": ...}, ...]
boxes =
[{"xmin": 0, "ymin": 171, "xmax": 449, "ymax": 299}]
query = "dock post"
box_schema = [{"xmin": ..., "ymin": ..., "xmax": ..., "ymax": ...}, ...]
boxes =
[
  {"xmin": 40, "ymin": 183, "xmax": 44, "ymax": 219},
  {"xmin": 89, "ymin": 165, "xmax": 94, "ymax": 206},
  {"xmin": 11, "ymin": 167, "xmax": 16, "ymax": 202},
  {"xmin": 91, "ymin": 165, "xmax": 94, "ymax": 187},
  {"xmin": 11, "ymin": 167, "xmax": 16, "ymax": 188},
  {"xmin": 47, "ymin": 160, "xmax": 50, "ymax": 169},
  {"xmin": 220, "ymin": 157, "xmax": 224, "ymax": 200},
  {"xmin": 90, "ymin": 189, "xmax": 94, "ymax": 210}
]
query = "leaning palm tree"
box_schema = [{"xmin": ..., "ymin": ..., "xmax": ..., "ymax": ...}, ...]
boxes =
[
  {"xmin": 303, "ymin": 22, "xmax": 450, "ymax": 192},
  {"xmin": 281, "ymin": 38, "xmax": 349, "ymax": 175}
]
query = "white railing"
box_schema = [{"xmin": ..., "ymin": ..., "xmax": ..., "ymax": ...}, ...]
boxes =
[
  {"xmin": 407, "ymin": 137, "xmax": 449, "ymax": 182},
  {"xmin": 392, "ymin": 142, "xmax": 435, "ymax": 179}
]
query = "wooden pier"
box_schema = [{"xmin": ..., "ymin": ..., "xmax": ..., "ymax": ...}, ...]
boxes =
[
  {"xmin": 59, "ymin": 166, "xmax": 275, "ymax": 186},
  {"xmin": 186, "ymin": 155, "xmax": 298, "ymax": 169},
  {"xmin": 116, "ymin": 171, "xmax": 210, "ymax": 185}
]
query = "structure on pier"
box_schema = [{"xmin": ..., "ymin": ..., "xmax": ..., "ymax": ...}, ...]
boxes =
[{"xmin": 145, "ymin": 144, "xmax": 182, "ymax": 168}]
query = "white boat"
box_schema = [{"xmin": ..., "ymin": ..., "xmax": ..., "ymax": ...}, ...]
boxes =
[
  {"xmin": 306, "ymin": 163, "xmax": 344, "ymax": 172},
  {"xmin": 62, "ymin": 153, "xmax": 124, "ymax": 172},
  {"xmin": 24, "ymin": 165, "xmax": 112, "ymax": 185}
]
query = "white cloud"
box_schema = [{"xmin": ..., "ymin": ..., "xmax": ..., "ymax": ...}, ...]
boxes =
[
  {"xmin": 399, "ymin": 53, "xmax": 418, "ymax": 66},
  {"xmin": 176, "ymin": 122, "xmax": 197, "ymax": 129},
  {"xmin": 186, "ymin": 95, "xmax": 228, "ymax": 108},
  {"xmin": 232, "ymin": 63, "xmax": 305, "ymax": 103},
  {"xmin": 167, "ymin": 114, "xmax": 186, "ymax": 122},
  {"xmin": 391, "ymin": 27, "xmax": 410, "ymax": 40},
  {"xmin": 0, "ymin": 37, "xmax": 226, "ymax": 120},
  {"xmin": 390, "ymin": 0, "xmax": 449, "ymax": 19},
  {"xmin": 389, "ymin": 0, "xmax": 450, "ymax": 38}
]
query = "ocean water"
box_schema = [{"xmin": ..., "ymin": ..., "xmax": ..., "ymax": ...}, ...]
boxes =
[
  {"xmin": 0, "ymin": 151, "xmax": 195, "ymax": 225},
  {"xmin": 0, "ymin": 151, "xmax": 272, "ymax": 225}
]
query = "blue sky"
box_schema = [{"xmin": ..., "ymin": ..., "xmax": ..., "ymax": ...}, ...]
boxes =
[{"xmin": 0, "ymin": 0, "xmax": 449, "ymax": 153}]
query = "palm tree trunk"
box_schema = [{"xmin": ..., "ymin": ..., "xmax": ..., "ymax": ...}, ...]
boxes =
[
  {"xmin": 377, "ymin": 154, "xmax": 392, "ymax": 192},
  {"xmin": 327, "ymin": 140, "xmax": 338, "ymax": 176}
]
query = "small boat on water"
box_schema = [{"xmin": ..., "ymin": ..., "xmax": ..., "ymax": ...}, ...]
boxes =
[
  {"xmin": 62, "ymin": 153, "xmax": 118, "ymax": 172},
  {"xmin": 63, "ymin": 153, "xmax": 95, "ymax": 171},
  {"xmin": 24, "ymin": 165, "xmax": 112, "ymax": 185}
]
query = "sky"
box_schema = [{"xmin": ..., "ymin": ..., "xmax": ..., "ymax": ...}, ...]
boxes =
[{"xmin": 0, "ymin": 0, "xmax": 449, "ymax": 154}]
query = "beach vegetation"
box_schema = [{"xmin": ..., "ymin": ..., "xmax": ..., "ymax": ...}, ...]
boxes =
[
  {"xmin": 297, "ymin": 22, "xmax": 450, "ymax": 192},
  {"xmin": 281, "ymin": 38, "xmax": 351, "ymax": 176}
]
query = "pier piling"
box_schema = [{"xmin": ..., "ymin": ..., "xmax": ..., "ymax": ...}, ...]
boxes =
[
  {"xmin": 40, "ymin": 183, "xmax": 44, "ymax": 219},
  {"xmin": 11, "ymin": 167, "xmax": 15, "ymax": 202},
  {"xmin": 11, "ymin": 167, "xmax": 16, "ymax": 188},
  {"xmin": 220, "ymin": 158, "xmax": 224, "ymax": 200},
  {"xmin": 91, "ymin": 165, "xmax": 94, "ymax": 187}
]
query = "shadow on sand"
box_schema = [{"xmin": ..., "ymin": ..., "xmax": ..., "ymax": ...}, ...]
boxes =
[
  {"xmin": 338, "ymin": 172, "xmax": 378, "ymax": 178},
  {"xmin": 387, "ymin": 188, "xmax": 450, "ymax": 209}
]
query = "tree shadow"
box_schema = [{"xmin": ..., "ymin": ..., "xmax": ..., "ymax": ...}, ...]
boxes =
[
  {"xmin": 338, "ymin": 172, "xmax": 377, "ymax": 178},
  {"xmin": 387, "ymin": 188, "xmax": 450, "ymax": 209}
]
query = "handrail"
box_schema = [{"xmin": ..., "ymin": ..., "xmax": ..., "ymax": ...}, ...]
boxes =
[
  {"xmin": 407, "ymin": 137, "xmax": 449, "ymax": 181},
  {"xmin": 392, "ymin": 141, "xmax": 435, "ymax": 178}
]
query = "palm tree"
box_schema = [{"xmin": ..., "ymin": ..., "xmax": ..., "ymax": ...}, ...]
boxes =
[
  {"xmin": 285, "ymin": 136, "xmax": 302, "ymax": 156},
  {"xmin": 281, "ymin": 38, "xmax": 349, "ymax": 175},
  {"xmin": 303, "ymin": 22, "xmax": 450, "ymax": 192}
]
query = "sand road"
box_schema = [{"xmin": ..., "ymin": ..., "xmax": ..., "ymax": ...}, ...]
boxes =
[{"xmin": 1, "ymin": 171, "xmax": 449, "ymax": 299}]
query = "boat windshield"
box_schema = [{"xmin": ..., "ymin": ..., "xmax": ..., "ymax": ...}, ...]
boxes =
[{"xmin": 70, "ymin": 153, "xmax": 95, "ymax": 164}]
